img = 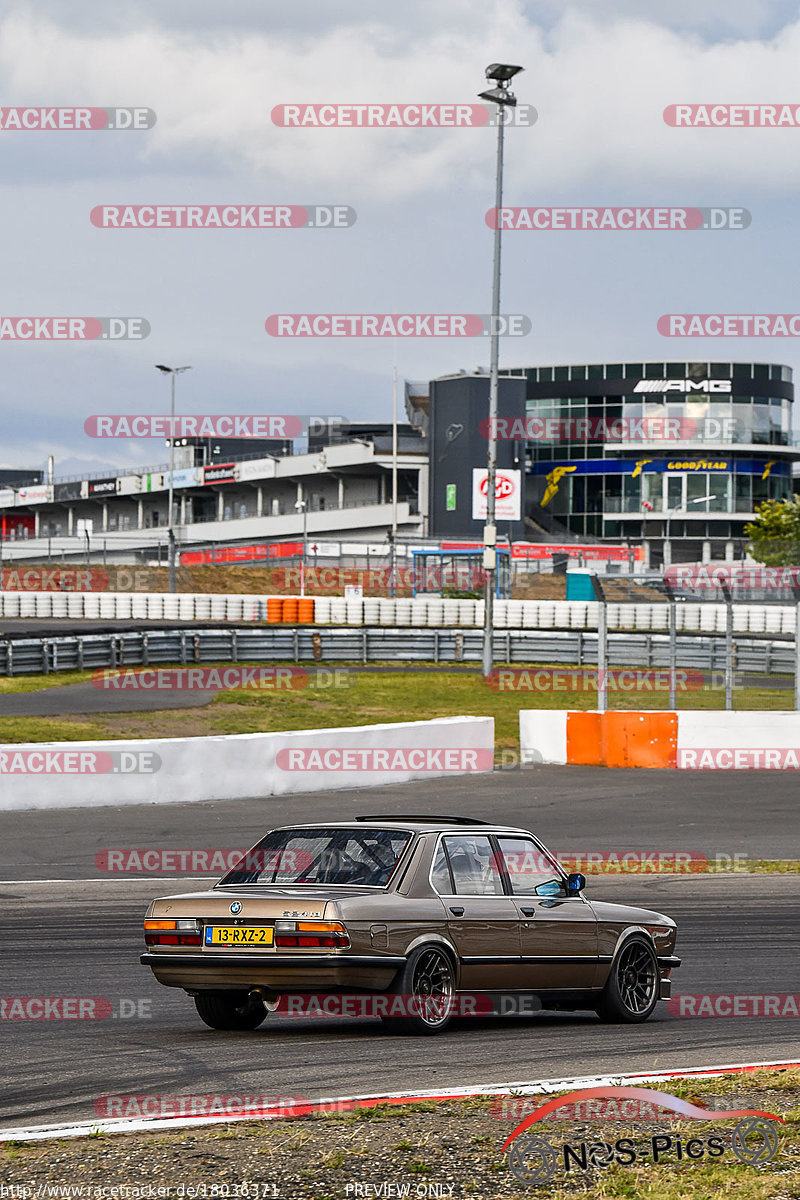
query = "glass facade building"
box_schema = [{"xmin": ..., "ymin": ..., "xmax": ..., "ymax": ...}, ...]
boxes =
[{"xmin": 503, "ymin": 361, "xmax": 796, "ymax": 564}]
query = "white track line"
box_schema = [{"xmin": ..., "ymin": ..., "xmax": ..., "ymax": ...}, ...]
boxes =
[{"xmin": 2, "ymin": 1058, "xmax": 797, "ymax": 1143}]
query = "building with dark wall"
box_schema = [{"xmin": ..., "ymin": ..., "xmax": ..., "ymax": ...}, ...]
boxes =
[
  {"xmin": 0, "ymin": 468, "xmax": 42, "ymax": 487},
  {"xmin": 518, "ymin": 360, "xmax": 794, "ymax": 565},
  {"xmin": 423, "ymin": 361, "xmax": 797, "ymax": 564},
  {"xmin": 427, "ymin": 372, "xmax": 526, "ymax": 541}
]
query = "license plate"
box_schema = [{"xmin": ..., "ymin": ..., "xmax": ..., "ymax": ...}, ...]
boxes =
[{"xmin": 204, "ymin": 926, "xmax": 274, "ymax": 946}]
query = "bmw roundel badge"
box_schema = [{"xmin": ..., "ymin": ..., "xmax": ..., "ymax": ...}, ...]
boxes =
[{"xmin": 230, "ymin": 901, "xmax": 242, "ymax": 914}]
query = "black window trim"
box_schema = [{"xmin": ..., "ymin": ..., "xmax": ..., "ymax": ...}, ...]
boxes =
[{"xmin": 429, "ymin": 831, "xmax": 575, "ymax": 900}]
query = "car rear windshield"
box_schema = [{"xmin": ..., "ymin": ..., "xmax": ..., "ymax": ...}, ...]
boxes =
[{"xmin": 218, "ymin": 827, "xmax": 413, "ymax": 887}]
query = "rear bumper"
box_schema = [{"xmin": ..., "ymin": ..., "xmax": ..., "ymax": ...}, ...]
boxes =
[{"xmin": 140, "ymin": 951, "xmax": 406, "ymax": 991}]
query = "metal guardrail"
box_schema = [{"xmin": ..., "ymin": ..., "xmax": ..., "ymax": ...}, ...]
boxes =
[{"xmin": 0, "ymin": 626, "xmax": 794, "ymax": 677}]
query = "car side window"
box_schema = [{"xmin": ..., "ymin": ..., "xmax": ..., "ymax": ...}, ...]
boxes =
[
  {"xmin": 496, "ymin": 836, "xmax": 564, "ymax": 897},
  {"xmin": 443, "ymin": 835, "xmax": 505, "ymax": 896}
]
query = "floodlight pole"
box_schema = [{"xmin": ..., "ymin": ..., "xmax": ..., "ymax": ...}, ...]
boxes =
[
  {"xmin": 391, "ymin": 360, "xmax": 398, "ymax": 599},
  {"xmin": 167, "ymin": 370, "xmax": 177, "ymax": 593},
  {"xmin": 479, "ymin": 64, "xmax": 523, "ymax": 677},
  {"xmin": 155, "ymin": 364, "xmax": 192, "ymax": 593}
]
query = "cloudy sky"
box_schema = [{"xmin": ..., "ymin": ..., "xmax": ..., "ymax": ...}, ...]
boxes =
[{"xmin": 2, "ymin": 0, "xmax": 800, "ymax": 476}]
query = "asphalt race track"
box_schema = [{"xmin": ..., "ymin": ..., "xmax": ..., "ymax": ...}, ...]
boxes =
[{"xmin": 2, "ymin": 768, "xmax": 798, "ymax": 1133}]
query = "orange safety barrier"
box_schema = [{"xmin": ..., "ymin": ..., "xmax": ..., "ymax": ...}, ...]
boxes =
[
  {"xmin": 281, "ymin": 598, "xmax": 299, "ymax": 623},
  {"xmin": 564, "ymin": 713, "xmax": 603, "ymax": 766},
  {"xmin": 266, "ymin": 597, "xmax": 283, "ymax": 624},
  {"xmin": 566, "ymin": 711, "xmax": 677, "ymax": 768},
  {"xmin": 297, "ymin": 598, "xmax": 315, "ymax": 624}
]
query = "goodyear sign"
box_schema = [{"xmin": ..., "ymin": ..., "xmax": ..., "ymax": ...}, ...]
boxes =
[{"xmin": 529, "ymin": 458, "xmax": 787, "ymax": 477}]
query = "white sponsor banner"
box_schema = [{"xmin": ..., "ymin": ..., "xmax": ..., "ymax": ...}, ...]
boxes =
[
  {"xmin": 0, "ymin": 489, "xmax": 16, "ymax": 507},
  {"xmin": 341, "ymin": 542, "xmax": 390, "ymax": 555},
  {"xmin": 472, "ymin": 469, "xmax": 522, "ymax": 521},
  {"xmin": 116, "ymin": 475, "xmax": 141, "ymax": 495},
  {"xmin": 237, "ymin": 458, "xmax": 277, "ymax": 482},
  {"xmin": 16, "ymin": 485, "xmax": 51, "ymax": 505},
  {"xmin": 170, "ymin": 467, "xmax": 200, "ymax": 489}
]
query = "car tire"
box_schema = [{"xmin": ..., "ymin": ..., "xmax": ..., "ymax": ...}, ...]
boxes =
[
  {"xmin": 194, "ymin": 991, "xmax": 268, "ymax": 1031},
  {"xmin": 596, "ymin": 936, "xmax": 660, "ymax": 1023},
  {"xmin": 381, "ymin": 944, "xmax": 456, "ymax": 1036}
]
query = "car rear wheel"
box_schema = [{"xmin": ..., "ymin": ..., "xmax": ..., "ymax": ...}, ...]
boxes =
[
  {"xmin": 194, "ymin": 990, "xmax": 268, "ymax": 1031},
  {"xmin": 596, "ymin": 937, "xmax": 659, "ymax": 1023},
  {"xmin": 381, "ymin": 945, "xmax": 456, "ymax": 1036}
]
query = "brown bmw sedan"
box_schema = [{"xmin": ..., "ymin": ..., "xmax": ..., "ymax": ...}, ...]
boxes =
[{"xmin": 140, "ymin": 815, "xmax": 680, "ymax": 1035}]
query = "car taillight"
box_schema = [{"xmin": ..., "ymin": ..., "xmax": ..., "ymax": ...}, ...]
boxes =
[
  {"xmin": 144, "ymin": 918, "xmax": 202, "ymax": 946},
  {"xmin": 274, "ymin": 920, "xmax": 350, "ymax": 949}
]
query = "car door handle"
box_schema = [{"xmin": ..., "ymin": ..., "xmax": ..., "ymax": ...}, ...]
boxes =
[
  {"xmin": 520, "ymin": 907, "xmax": 535, "ymax": 916},
  {"xmin": 449, "ymin": 906, "xmax": 465, "ymax": 916}
]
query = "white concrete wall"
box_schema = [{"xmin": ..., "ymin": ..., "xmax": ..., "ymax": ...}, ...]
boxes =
[
  {"xmin": 519, "ymin": 710, "xmax": 568, "ymax": 765},
  {"xmin": 676, "ymin": 710, "xmax": 800, "ymax": 749},
  {"xmin": 0, "ymin": 716, "xmax": 494, "ymax": 811}
]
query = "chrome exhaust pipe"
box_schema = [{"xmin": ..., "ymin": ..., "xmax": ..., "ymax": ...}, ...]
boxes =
[{"xmin": 249, "ymin": 987, "xmax": 280, "ymax": 1011}]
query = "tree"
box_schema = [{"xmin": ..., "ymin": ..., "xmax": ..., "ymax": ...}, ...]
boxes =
[{"xmin": 744, "ymin": 498, "xmax": 800, "ymax": 565}]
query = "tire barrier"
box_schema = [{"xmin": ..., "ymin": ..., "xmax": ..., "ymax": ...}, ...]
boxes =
[{"xmin": 0, "ymin": 592, "xmax": 797, "ymax": 636}]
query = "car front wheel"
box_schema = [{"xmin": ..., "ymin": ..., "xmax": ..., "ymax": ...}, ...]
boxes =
[
  {"xmin": 381, "ymin": 944, "xmax": 457, "ymax": 1036},
  {"xmin": 596, "ymin": 937, "xmax": 659, "ymax": 1023},
  {"xmin": 194, "ymin": 990, "xmax": 268, "ymax": 1031}
]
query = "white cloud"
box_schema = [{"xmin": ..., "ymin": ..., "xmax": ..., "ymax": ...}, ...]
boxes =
[{"xmin": 3, "ymin": 6, "xmax": 800, "ymax": 198}]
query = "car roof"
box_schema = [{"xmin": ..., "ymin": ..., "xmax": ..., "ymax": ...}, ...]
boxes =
[{"xmin": 267, "ymin": 820, "xmax": 532, "ymax": 835}]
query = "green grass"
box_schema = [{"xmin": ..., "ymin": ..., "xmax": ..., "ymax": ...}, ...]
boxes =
[
  {"xmin": 0, "ymin": 670, "xmax": 95, "ymax": 694},
  {"xmin": 0, "ymin": 663, "xmax": 796, "ymax": 747}
]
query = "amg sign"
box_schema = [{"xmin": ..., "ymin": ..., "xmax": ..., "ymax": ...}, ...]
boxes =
[{"xmin": 633, "ymin": 379, "xmax": 732, "ymax": 393}]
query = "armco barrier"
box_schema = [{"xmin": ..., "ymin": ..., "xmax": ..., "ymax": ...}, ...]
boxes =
[
  {"xmin": 0, "ymin": 716, "xmax": 494, "ymax": 811},
  {"xmin": 1, "ymin": 627, "xmax": 793, "ymax": 676},
  {"xmin": 520, "ymin": 709, "xmax": 800, "ymax": 768}
]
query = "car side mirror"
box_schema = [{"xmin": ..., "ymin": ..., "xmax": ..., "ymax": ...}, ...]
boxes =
[{"xmin": 567, "ymin": 872, "xmax": 586, "ymax": 894}]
